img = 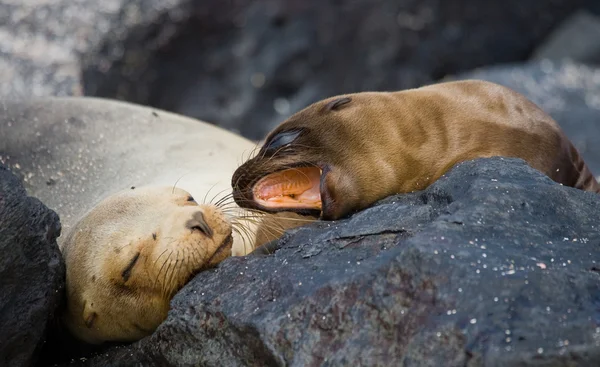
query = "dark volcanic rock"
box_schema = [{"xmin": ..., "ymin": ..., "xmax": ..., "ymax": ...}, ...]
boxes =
[
  {"xmin": 83, "ymin": 0, "xmax": 600, "ymax": 139},
  {"xmin": 71, "ymin": 158, "xmax": 600, "ymax": 367},
  {"xmin": 531, "ymin": 10, "xmax": 600, "ymax": 64},
  {"xmin": 452, "ymin": 60, "xmax": 600, "ymax": 177},
  {"xmin": 1, "ymin": 0, "xmax": 599, "ymax": 139},
  {"xmin": 0, "ymin": 165, "xmax": 65, "ymax": 367}
]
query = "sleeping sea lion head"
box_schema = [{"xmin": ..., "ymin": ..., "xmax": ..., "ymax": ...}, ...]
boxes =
[
  {"xmin": 231, "ymin": 94, "xmax": 390, "ymax": 221},
  {"xmin": 60, "ymin": 186, "xmax": 233, "ymax": 344}
]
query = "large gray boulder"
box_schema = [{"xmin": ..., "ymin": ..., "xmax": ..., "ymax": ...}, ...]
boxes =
[
  {"xmin": 0, "ymin": 166, "xmax": 65, "ymax": 367},
  {"xmin": 62, "ymin": 157, "xmax": 600, "ymax": 367},
  {"xmin": 1, "ymin": 0, "xmax": 598, "ymax": 138}
]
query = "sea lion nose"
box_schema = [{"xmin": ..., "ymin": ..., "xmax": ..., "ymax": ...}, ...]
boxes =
[{"xmin": 185, "ymin": 211, "xmax": 213, "ymax": 239}]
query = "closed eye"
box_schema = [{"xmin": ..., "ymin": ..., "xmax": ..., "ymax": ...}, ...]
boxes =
[
  {"xmin": 121, "ymin": 252, "xmax": 140, "ymax": 282},
  {"xmin": 263, "ymin": 129, "xmax": 302, "ymax": 152}
]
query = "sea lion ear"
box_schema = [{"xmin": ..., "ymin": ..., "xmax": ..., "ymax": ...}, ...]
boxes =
[
  {"xmin": 82, "ymin": 298, "xmax": 98, "ymax": 329},
  {"xmin": 324, "ymin": 97, "xmax": 352, "ymax": 111}
]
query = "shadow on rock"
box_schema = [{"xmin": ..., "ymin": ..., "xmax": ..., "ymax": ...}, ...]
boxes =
[{"xmin": 0, "ymin": 165, "xmax": 65, "ymax": 367}]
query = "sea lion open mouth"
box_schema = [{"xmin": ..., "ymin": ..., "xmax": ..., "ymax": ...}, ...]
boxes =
[{"xmin": 252, "ymin": 167, "xmax": 322, "ymax": 211}]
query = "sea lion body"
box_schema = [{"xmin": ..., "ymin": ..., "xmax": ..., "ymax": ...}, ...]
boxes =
[{"xmin": 232, "ymin": 80, "xmax": 600, "ymax": 220}]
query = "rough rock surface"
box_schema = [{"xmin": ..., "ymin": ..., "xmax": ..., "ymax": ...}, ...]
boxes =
[
  {"xmin": 59, "ymin": 158, "xmax": 600, "ymax": 367},
  {"xmin": 0, "ymin": 165, "xmax": 65, "ymax": 367},
  {"xmin": 1, "ymin": 0, "xmax": 599, "ymax": 139},
  {"xmin": 452, "ymin": 60, "xmax": 600, "ymax": 177}
]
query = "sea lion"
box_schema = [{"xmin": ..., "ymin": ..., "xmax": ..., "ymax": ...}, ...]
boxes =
[
  {"xmin": 0, "ymin": 97, "xmax": 307, "ymax": 344},
  {"xmin": 60, "ymin": 184, "xmax": 306, "ymax": 344},
  {"xmin": 231, "ymin": 79, "xmax": 600, "ymax": 220},
  {"xmin": 60, "ymin": 186, "xmax": 234, "ymax": 343}
]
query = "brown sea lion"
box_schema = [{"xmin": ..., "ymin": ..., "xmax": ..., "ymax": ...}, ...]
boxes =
[{"xmin": 231, "ymin": 80, "xmax": 600, "ymax": 220}]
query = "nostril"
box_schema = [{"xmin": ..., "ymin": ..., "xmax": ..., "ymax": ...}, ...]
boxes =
[
  {"xmin": 186, "ymin": 211, "xmax": 214, "ymax": 238},
  {"xmin": 191, "ymin": 224, "xmax": 211, "ymax": 237},
  {"xmin": 188, "ymin": 222, "xmax": 213, "ymax": 239}
]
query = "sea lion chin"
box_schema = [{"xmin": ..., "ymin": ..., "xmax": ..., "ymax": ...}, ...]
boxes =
[
  {"xmin": 231, "ymin": 79, "xmax": 600, "ymax": 220},
  {"xmin": 60, "ymin": 186, "xmax": 233, "ymax": 344}
]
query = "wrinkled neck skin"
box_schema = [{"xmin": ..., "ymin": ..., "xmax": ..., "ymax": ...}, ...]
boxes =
[{"xmin": 231, "ymin": 80, "xmax": 599, "ymax": 221}]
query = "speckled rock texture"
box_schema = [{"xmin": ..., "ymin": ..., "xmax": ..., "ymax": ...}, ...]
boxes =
[
  {"xmin": 0, "ymin": 165, "xmax": 65, "ymax": 367},
  {"xmin": 451, "ymin": 60, "xmax": 600, "ymax": 177},
  {"xmin": 0, "ymin": 0, "xmax": 598, "ymax": 139},
  {"xmin": 56, "ymin": 158, "xmax": 600, "ymax": 367}
]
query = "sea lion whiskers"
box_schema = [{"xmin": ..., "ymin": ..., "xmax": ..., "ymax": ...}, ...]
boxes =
[
  {"xmin": 220, "ymin": 209, "xmax": 246, "ymax": 219},
  {"xmin": 182, "ymin": 248, "xmax": 196, "ymax": 277},
  {"xmin": 214, "ymin": 192, "xmax": 235, "ymax": 208},
  {"xmin": 207, "ymin": 186, "xmax": 231, "ymax": 206},
  {"xmin": 161, "ymin": 250, "xmax": 180, "ymax": 297},
  {"xmin": 234, "ymin": 142, "xmax": 264, "ymax": 179},
  {"xmin": 235, "ymin": 210, "xmax": 316, "ymax": 223},
  {"xmin": 232, "ymin": 207, "xmax": 316, "ymax": 254},
  {"xmin": 238, "ymin": 142, "xmax": 262, "ymax": 166},
  {"xmin": 238, "ymin": 216, "xmax": 283, "ymax": 246},
  {"xmin": 248, "ymin": 142, "xmax": 263, "ymax": 160},
  {"xmin": 152, "ymin": 246, "xmax": 171, "ymax": 268},
  {"xmin": 233, "ymin": 220, "xmax": 262, "ymax": 255},
  {"xmin": 202, "ymin": 181, "xmax": 222, "ymax": 205},
  {"xmin": 230, "ymin": 222, "xmax": 253, "ymax": 254},
  {"xmin": 215, "ymin": 203, "xmax": 241, "ymax": 213},
  {"xmin": 155, "ymin": 230, "xmax": 216, "ymax": 291},
  {"xmin": 186, "ymin": 247, "xmax": 201, "ymax": 273},
  {"xmin": 154, "ymin": 249, "xmax": 174, "ymax": 291},
  {"xmin": 171, "ymin": 172, "xmax": 194, "ymax": 194}
]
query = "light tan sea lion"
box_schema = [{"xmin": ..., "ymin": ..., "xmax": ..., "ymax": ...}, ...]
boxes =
[
  {"xmin": 231, "ymin": 79, "xmax": 600, "ymax": 220},
  {"xmin": 61, "ymin": 186, "xmax": 234, "ymax": 343},
  {"xmin": 61, "ymin": 184, "xmax": 307, "ymax": 345}
]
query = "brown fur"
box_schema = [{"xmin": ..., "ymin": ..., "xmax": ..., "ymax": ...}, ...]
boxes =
[
  {"xmin": 232, "ymin": 80, "xmax": 599, "ymax": 220},
  {"xmin": 60, "ymin": 186, "xmax": 234, "ymax": 344}
]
